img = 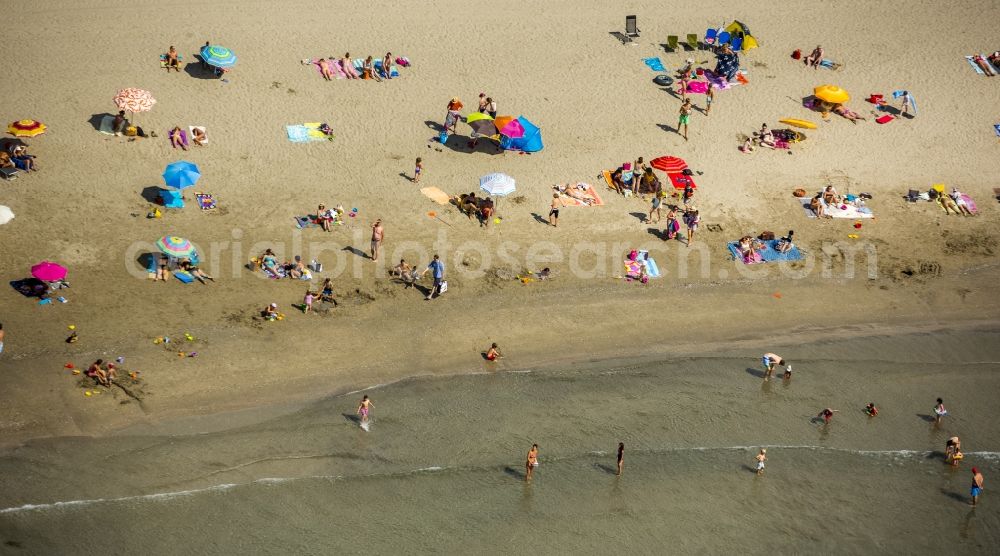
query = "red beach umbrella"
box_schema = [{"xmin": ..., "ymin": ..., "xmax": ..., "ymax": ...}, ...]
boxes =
[{"xmin": 650, "ymin": 156, "xmax": 688, "ymax": 173}]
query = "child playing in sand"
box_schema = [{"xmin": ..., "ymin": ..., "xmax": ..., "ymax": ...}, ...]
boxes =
[
  {"xmin": 485, "ymin": 343, "xmax": 501, "ymax": 361},
  {"xmin": 303, "ymin": 289, "xmax": 314, "ymax": 314},
  {"xmin": 414, "ymin": 157, "xmax": 423, "ymax": 183}
]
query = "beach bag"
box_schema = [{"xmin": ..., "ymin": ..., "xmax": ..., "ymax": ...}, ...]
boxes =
[
  {"xmin": 628, "ymin": 249, "xmax": 638, "ymax": 261},
  {"xmin": 759, "ymin": 231, "xmax": 775, "ymax": 240},
  {"xmin": 793, "ymin": 188, "xmax": 807, "ymax": 197},
  {"xmin": 439, "ymin": 131, "xmax": 448, "ymax": 144},
  {"xmin": 438, "ymin": 280, "xmax": 448, "ymax": 294},
  {"xmin": 791, "ymin": 49, "xmax": 802, "ymax": 60},
  {"xmin": 125, "ymin": 126, "xmax": 137, "ymax": 137}
]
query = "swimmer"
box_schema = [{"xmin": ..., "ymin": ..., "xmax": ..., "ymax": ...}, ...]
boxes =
[
  {"xmin": 761, "ymin": 353, "xmax": 785, "ymax": 381},
  {"xmin": 617, "ymin": 442, "xmax": 625, "ymax": 476},
  {"xmin": 755, "ymin": 449, "xmax": 767, "ymax": 476},
  {"xmin": 526, "ymin": 443, "xmax": 539, "ymax": 481},
  {"xmin": 357, "ymin": 395, "xmax": 374, "ymax": 424},
  {"xmin": 865, "ymin": 403, "xmax": 879, "ymax": 417},
  {"xmin": 818, "ymin": 408, "xmax": 839, "ymax": 424}
]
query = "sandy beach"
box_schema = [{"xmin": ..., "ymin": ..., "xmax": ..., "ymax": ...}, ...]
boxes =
[{"xmin": 1, "ymin": 0, "xmax": 1000, "ymax": 552}]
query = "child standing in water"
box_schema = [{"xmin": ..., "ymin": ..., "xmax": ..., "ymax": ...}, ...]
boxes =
[
  {"xmin": 526, "ymin": 444, "xmax": 539, "ymax": 481},
  {"xmin": 357, "ymin": 395, "xmax": 374, "ymax": 424},
  {"xmin": 616, "ymin": 442, "xmax": 625, "ymax": 476}
]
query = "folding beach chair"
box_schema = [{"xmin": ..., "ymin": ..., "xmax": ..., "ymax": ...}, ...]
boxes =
[
  {"xmin": 730, "ymin": 36, "xmax": 744, "ymax": 51},
  {"xmin": 0, "ymin": 167, "xmax": 18, "ymax": 181},
  {"xmin": 717, "ymin": 31, "xmax": 731, "ymax": 45},
  {"xmin": 704, "ymin": 28, "xmax": 718, "ymax": 47},
  {"xmin": 666, "ymin": 35, "xmax": 679, "ymax": 52},
  {"xmin": 686, "ymin": 34, "xmax": 699, "ymax": 51},
  {"xmin": 625, "ymin": 16, "xmax": 640, "ymax": 42},
  {"xmin": 906, "ymin": 189, "xmax": 920, "ymax": 203}
]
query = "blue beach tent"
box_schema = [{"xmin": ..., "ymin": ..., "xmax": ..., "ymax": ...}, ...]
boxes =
[{"xmin": 500, "ymin": 116, "xmax": 544, "ymax": 152}]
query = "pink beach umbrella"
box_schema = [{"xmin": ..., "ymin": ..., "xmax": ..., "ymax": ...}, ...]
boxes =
[
  {"xmin": 31, "ymin": 261, "xmax": 68, "ymax": 281},
  {"xmin": 499, "ymin": 119, "xmax": 525, "ymax": 139}
]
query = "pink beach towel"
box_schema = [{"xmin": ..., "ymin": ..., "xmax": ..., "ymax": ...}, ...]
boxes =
[
  {"xmin": 686, "ymin": 81, "xmax": 708, "ymax": 94},
  {"xmin": 311, "ymin": 59, "xmax": 345, "ymax": 79},
  {"xmin": 340, "ymin": 59, "xmax": 360, "ymax": 78}
]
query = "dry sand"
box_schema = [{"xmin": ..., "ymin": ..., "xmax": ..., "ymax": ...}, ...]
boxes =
[{"xmin": 1, "ymin": 0, "xmax": 999, "ymax": 445}]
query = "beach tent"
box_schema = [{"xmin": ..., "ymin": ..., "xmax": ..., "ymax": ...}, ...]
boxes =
[
  {"xmin": 499, "ymin": 116, "xmax": 543, "ymax": 152},
  {"xmin": 725, "ymin": 21, "xmax": 758, "ymax": 50}
]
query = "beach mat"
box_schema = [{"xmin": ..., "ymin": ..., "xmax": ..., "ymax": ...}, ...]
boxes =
[
  {"xmin": 188, "ymin": 126, "xmax": 207, "ymax": 145},
  {"xmin": 643, "ymin": 57, "xmax": 666, "ymax": 72},
  {"xmin": 420, "ymin": 186, "xmax": 451, "ymax": 205},
  {"xmin": 294, "ymin": 215, "xmax": 318, "ymax": 229},
  {"xmin": 9, "ymin": 278, "xmax": 48, "ymax": 298},
  {"xmin": 557, "ymin": 183, "xmax": 604, "ymax": 207},
  {"xmin": 195, "ymin": 193, "xmax": 216, "ymax": 210},
  {"xmin": 727, "ymin": 240, "xmax": 803, "ymax": 264},
  {"xmin": 286, "ymin": 124, "xmax": 329, "ymax": 143},
  {"xmin": 798, "ymin": 197, "xmax": 874, "ymax": 219}
]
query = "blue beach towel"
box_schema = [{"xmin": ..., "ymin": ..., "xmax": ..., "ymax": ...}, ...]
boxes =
[
  {"xmin": 727, "ymin": 240, "xmax": 803, "ymax": 264},
  {"xmin": 994, "ymin": 124, "xmax": 1000, "ymax": 137},
  {"xmin": 286, "ymin": 125, "xmax": 310, "ymax": 143},
  {"xmin": 643, "ymin": 57, "xmax": 666, "ymax": 72}
]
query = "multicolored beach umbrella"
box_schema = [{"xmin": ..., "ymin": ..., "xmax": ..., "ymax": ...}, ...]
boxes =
[
  {"xmin": 8, "ymin": 119, "xmax": 46, "ymax": 137},
  {"xmin": 155, "ymin": 236, "xmax": 196, "ymax": 258},
  {"xmin": 113, "ymin": 88, "xmax": 157, "ymax": 113},
  {"xmin": 30, "ymin": 261, "xmax": 67, "ymax": 281},
  {"xmin": 162, "ymin": 161, "xmax": 201, "ymax": 189},
  {"xmin": 200, "ymin": 45, "xmax": 238, "ymax": 68}
]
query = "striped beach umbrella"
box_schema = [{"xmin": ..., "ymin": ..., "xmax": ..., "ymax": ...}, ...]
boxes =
[
  {"xmin": 8, "ymin": 119, "xmax": 47, "ymax": 137},
  {"xmin": 200, "ymin": 45, "xmax": 237, "ymax": 68},
  {"xmin": 479, "ymin": 173, "xmax": 516, "ymax": 197},
  {"xmin": 162, "ymin": 161, "xmax": 201, "ymax": 189},
  {"xmin": 113, "ymin": 88, "xmax": 157, "ymax": 113},
  {"xmin": 155, "ymin": 236, "xmax": 196, "ymax": 258},
  {"xmin": 31, "ymin": 261, "xmax": 67, "ymax": 281}
]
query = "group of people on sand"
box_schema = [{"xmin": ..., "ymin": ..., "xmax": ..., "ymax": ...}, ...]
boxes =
[
  {"xmin": 443, "ymin": 93, "xmax": 500, "ymax": 150},
  {"xmin": 0, "ymin": 143, "xmax": 38, "ymax": 172},
  {"xmin": 454, "ymin": 191, "xmax": 496, "ymax": 226},
  {"xmin": 168, "ymin": 126, "xmax": 205, "ymax": 150},
  {"xmin": 253, "ymin": 249, "xmax": 314, "ymax": 280},
  {"xmin": 936, "ymin": 187, "xmax": 975, "ymax": 216},
  {"xmin": 313, "ymin": 52, "xmax": 396, "ymax": 82},
  {"xmin": 153, "ymin": 253, "xmax": 214, "ymax": 284}
]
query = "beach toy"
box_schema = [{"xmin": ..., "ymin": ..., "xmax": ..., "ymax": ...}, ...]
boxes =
[
  {"xmin": 178, "ymin": 351, "xmax": 185, "ymax": 357},
  {"xmin": 188, "ymin": 352, "xmax": 198, "ymax": 357},
  {"xmin": 65, "ymin": 362, "xmax": 75, "ymax": 368},
  {"xmin": 853, "ymin": 221, "xmax": 862, "ymax": 229},
  {"xmin": 494, "ymin": 218, "xmax": 501, "ymax": 224},
  {"xmin": 779, "ymin": 119, "xmax": 817, "ymax": 130},
  {"xmin": 349, "ymin": 212, "xmax": 356, "ymax": 217},
  {"xmin": 352, "ymin": 208, "xmax": 358, "ymax": 212},
  {"xmin": 848, "ymin": 234, "xmax": 859, "ymax": 239},
  {"xmin": 72, "ymin": 370, "xmax": 81, "ymax": 375},
  {"xmin": 84, "ymin": 391, "xmax": 92, "ymax": 396},
  {"xmin": 68, "ymin": 324, "xmax": 76, "ymax": 330},
  {"xmin": 185, "ymin": 333, "xmax": 194, "ymax": 341}
]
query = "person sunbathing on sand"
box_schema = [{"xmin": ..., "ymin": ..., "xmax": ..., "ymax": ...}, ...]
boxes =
[
  {"xmin": 180, "ymin": 259, "xmax": 215, "ymax": 284},
  {"xmin": 832, "ymin": 104, "xmax": 866, "ymax": 123},
  {"xmin": 169, "ymin": 126, "xmax": 187, "ymax": 150},
  {"xmin": 804, "ymin": 45, "xmax": 824, "ymax": 68},
  {"xmin": 191, "ymin": 127, "xmax": 206, "ymax": 146},
  {"xmin": 950, "ymin": 189, "xmax": 974, "ymax": 216},
  {"xmin": 316, "ymin": 58, "xmax": 333, "ymax": 81},
  {"xmin": 939, "ymin": 192, "xmax": 962, "ymax": 215},
  {"xmin": 363, "ymin": 56, "xmax": 381, "ymax": 81},
  {"xmin": 342, "ymin": 53, "xmax": 359, "ymax": 79}
]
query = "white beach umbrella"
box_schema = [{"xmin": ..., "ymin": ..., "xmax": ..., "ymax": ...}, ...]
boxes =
[
  {"xmin": 479, "ymin": 173, "xmax": 516, "ymax": 197},
  {"xmin": 0, "ymin": 205, "xmax": 13, "ymax": 225}
]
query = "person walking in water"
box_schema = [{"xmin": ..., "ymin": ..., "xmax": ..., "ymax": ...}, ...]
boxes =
[
  {"xmin": 616, "ymin": 442, "xmax": 625, "ymax": 476},
  {"xmin": 933, "ymin": 398, "xmax": 947, "ymax": 424},
  {"xmin": 357, "ymin": 395, "xmax": 374, "ymax": 424},
  {"xmin": 970, "ymin": 467, "xmax": 984, "ymax": 506},
  {"xmin": 762, "ymin": 353, "xmax": 785, "ymax": 381},
  {"xmin": 755, "ymin": 449, "xmax": 767, "ymax": 476},
  {"xmin": 818, "ymin": 408, "xmax": 839, "ymax": 424},
  {"xmin": 526, "ymin": 443, "xmax": 539, "ymax": 481}
]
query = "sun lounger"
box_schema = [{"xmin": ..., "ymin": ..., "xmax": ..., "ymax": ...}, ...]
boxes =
[
  {"xmin": 625, "ymin": 15, "xmax": 640, "ymax": 42},
  {"xmin": 666, "ymin": 35, "xmax": 679, "ymax": 51},
  {"xmin": 686, "ymin": 34, "xmax": 699, "ymax": 51},
  {"xmin": 0, "ymin": 167, "xmax": 18, "ymax": 180}
]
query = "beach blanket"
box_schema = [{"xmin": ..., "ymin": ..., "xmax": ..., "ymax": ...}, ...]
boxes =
[
  {"xmin": 727, "ymin": 240, "xmax": 803, "ymax": 264},
  {"xmin": 189, "ymin": 126, "xmax": 208, "ymax": 145},
  {"xmin": 286, "ymin": 124, "xmax": 329, "ymax": 143},
  {"xmin": 686, "ymin": 81, "xmax": 708, "ymax": 94},
  {"xmin": 420, "ymin": 186, "xmax": 451, "ymax": 205},
  {"xmin": 799, "ymin": 197, "xmax": 874, "ymax": 219},
  {"xmin": 623, "ymin": 250, "xmax": 661, "ymax": 279},
  {"xmin": 307, "ymin": 58, "xmax": 345, "ymax": 79},
  {"xmin": 666, "ymin": 172, "xmax": 697, "ymax": 190},
  {"xmin": 294, "ymin": 215, "xmax": 319, "ymax": 229},
  {"xmin": 9, "ymin": 278, "xmax": 48, "ymax": 298},
  {"xmin": 995, "ymin": 124, "xmax": 1000, "ymax": 137},
  {"xmin": 167, "ymin": 129, "xmax": 189, "ymax": 147},
  {"xmin": 960, "ymin": 194, "xmax": 978, "ymax": 214},
  {"xmin": 98, "ymin": 115, "xmax": 115, "ymax": 135},
  {"xmin": 195, "ymin": 193, "xmax": 216, "ymax": 210},
  {"xmin": 174, "ymin": 271, "xmax": 194, "ymax": 284},
  {"xmin": 557, "ymin": 183, "xmax": 604, "ymax": 207},
  {"xmin": 703, "ymin": 69, "xmax": 746, "ymax": 90},
  {"xmin": 643, "ymin": 57, "xmax": 666, "ymax": 72},
  {"xmin": 162, "ymin": 189, "xmax": 184, "ymax": 209}
]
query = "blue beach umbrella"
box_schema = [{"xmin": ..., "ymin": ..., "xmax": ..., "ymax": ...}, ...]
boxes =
[
  {"xmin": 200, "ymin": 45, "xmax": 237, "ymax": 68},
  {"xmin": 162, "ymin": 161, "xmax": 201, "ymax": 189}
]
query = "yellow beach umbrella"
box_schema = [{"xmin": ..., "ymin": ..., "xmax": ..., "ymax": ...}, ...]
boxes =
[
  {"xmin": 466, "ymin": 112, "xmax": 493, "ymax": 124},
  {"xmin": 814, "ymin": 85, "xmax": 849, "ymax": 104},
  {"xmin": 8, "ymin": 119, "xmax": 47, "ymax": 137}
]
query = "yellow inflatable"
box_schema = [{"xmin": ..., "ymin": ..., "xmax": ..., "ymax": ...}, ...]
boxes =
[{"xmin": 779, "ymin": 119, "xmax": 818, "ymax": 130}]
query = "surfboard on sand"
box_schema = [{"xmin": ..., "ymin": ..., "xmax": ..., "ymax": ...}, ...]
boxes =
[{"xmin": 779, "ymin": 118, "xmax": 817, "ymax": 130}]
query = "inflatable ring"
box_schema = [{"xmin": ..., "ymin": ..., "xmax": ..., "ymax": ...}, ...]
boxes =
[{"xmin": 653, "ymin": 74, "xmax": 674, "ymax": 87}]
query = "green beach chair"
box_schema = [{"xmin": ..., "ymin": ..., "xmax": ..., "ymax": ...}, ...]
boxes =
[
  {"xmin": 666, "ymin": 35, "xmax": 679, "ymax": 52},
  {"xmin": 686, "ymin": 34, "xmax": 699, "ymax": 51}
]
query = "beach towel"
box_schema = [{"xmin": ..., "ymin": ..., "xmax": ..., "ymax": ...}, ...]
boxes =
[
  {"xmin": 162, "ymin": 189, "xmax": 184, "ymax": 209},
  {"xmin": 703, "ymin": 69, "xmax": 745, "ymax": 90},
  {"xmin": 168, "ymin": 128, "xmax": 189, "ymax": 147},
  {"xmin": 686, "ymin": 81, "xmax": 709, "ymax": 94},
  {"xmin": 174, "ymin": 271, "xmax": 194, "ymax": 284},
  {"xmin": 994, "ymin": 124, "xmax": 1000, "ymax": 137},
  {"xmin": 195, "ymin": 193, "xmax": 216, "ymax": 210},
  {"xmin": 966, "ymin": 55, "xmax": 996, "ymax": 76},
  {"xmin": 819, "ymin": 59, "xmax": 841, "ymax": 70},
  {"xmin": 303, "ymin": 122, "xmax": 333, "ymax": 141},
  {"xmin": 557, "ymin": 183, "xmax": 604, "ymax": 207},
  {"xmin": 798, "ymin": 197, "xmax": 874, "ymax": 219},
  {"xmin": 374, "ymin": 59, "xmax": 400, "ymax": 78},
  {"xmin": 960, "ymin": 194, "xmax": 978, "ymax": 214},
  {"xmin": 623, "ymin": 251, "xmax": 661, "ymax": 279},
  {"xmin": 728, "ymin": 240, "xmax": 803, "ymax": 264},
  {"xmin": 308, "ymin": 58, "xmax": 345, "ymax": 79},
  {"xmin": 420, "ymin": 186, "xmax": 452, "ymax": 205},
  {"xmin": 98, "ymin": 115, "xmax": 115, "ymax": 135},
  {"xmin": 9, "ymin": 278, "xmax": 48, "ymax": 298},
  {"xmin": 876, "ymin": 114, "xmax": 894, "ymax": 124},
  {"xmin": 666, "ymin": 173, "xmax": 697, "ymax": 190},
  {"xmin": 286, "ymin": 125, "xmax": 311, "ymax": 142},
  {"xmin": 643, "ymin": 57, "xmax": 666, "ymax": 71},
  {"xmin": 294, "ymin": 215, "xmax": 319, "ymax": 229},
  {"xmin": 189, "ymin": 126, "xmax": 208, "ymax": 145}
]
